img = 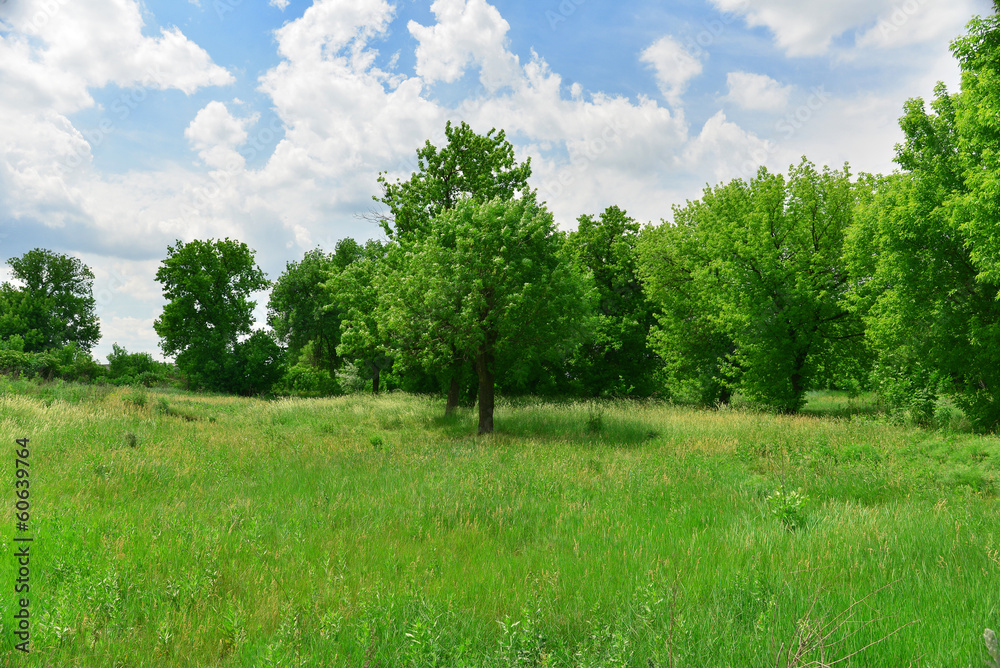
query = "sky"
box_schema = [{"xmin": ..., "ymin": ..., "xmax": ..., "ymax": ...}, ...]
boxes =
[{"xmin": 0, "ymin": 0, "xmax": 992, "ymax": 362}]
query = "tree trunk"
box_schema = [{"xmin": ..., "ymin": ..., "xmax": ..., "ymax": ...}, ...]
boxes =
[
  {"xmin": 445, "ymin": 374, "xmax": 460, "ymax": 415},
  {"xmin": 475, "ymin": 347, "xmax": 495, "ymax": 435},
  {"xmin": 370, "ymin": 361, "xmax": 380, "ymax": 395}
]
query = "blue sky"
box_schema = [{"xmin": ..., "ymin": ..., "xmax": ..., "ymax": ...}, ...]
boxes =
[{"xmin": 0, "ymin": 0, "xmax": 992, "ymax": 361}]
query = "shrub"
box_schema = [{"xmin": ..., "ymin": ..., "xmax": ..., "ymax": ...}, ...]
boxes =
[{"xmin": 277, "ymin": 363, "xmax": 341, "ymax": 397}]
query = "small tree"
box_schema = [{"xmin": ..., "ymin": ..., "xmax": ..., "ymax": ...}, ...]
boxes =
[
  {"xmin": 381, "ymin": 196, "xmax": 591, "ymax": 434},
  {"xmin": 566, "ymin": 206, "xmax": 659, "ymax": 396},
  {"xmin": 327, "ymin": 240, "xmax": 393, "ymax": 394},
  {"xmin": 375, "ymin": 121, "xmax": 534, "ymax": 411}
]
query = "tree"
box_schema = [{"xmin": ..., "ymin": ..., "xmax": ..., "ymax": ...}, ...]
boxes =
[
  {"xmin": 0, "ymin": 248, "xmax": 100, "ymax": 352},
  {"xmin": 638, "ymin": 208, "xmax": 738, "ymax": 406},
  {"xmin": 226, "ymin": 331, "xmax": 286, "ymax": 397},
  {"xmin": 375, "ymin": 121, "xmax": 535, "ymax": 411},
  {"xmin": 154, "ymin": 238, "xmax": 274, "ymax": 393},
  {"xmin": 267, "ymin": 241, "xmax": 364, "ymax": 374},
  {"xmin": 380, "ymin": 196, "xmax": 591, "ymax": 434},
  {"xmin": 326, "ymin": 239, "xmax": 393, "ymax": 394},
  {"xmin": 565, "ymin": 206, "xmax": 659, "ymax": 396},
  {"xmin": 844, "ymin": 5, "xmax": 1000, "ymax": 430},
  {"xmin": 375, "ymin": 120, "xmax": 533, "ymax": 242},
  {"xmin": 639, "ymin": 160, "xmax": 865, "ymax": 412}
]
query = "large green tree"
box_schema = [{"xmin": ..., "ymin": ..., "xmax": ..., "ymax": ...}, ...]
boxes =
[
  {"xmin": 380, "ymin": 196, "xmax": 591, "ymax": 434},
  {"xmin": 565, "ymin": 206, "xmax": 659, "ymax": 396},
  {"xmin": 844, "ymin": 4, "xmax": 1000, "ymax": 429},
  {"xmin": 640, "ymin": 160, "xmax": 865, "ymax": 412},
  {"xmin": 375, "ymin": 120, "xmax": 535, "ymax": 410},
  {"xmin": 0, "ymin": 249, "xmax": 100, "ymax": 352},
  {"xmin": 154, "ymin": 238, "xmax": 275, "ymax": 393}
]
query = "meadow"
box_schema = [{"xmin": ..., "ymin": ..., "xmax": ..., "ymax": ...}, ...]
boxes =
[{"xmin": 0, "ymin": 381, "xmax": 998, "ymax": 667}]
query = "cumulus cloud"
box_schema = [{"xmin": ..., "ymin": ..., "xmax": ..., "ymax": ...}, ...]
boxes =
[
  {"xmin": 710, "ymin": 0, "xmax": 989, "ymax": 57},
  {"xmin": 640, "ymin": 36, "xmax": 703, "ymax": 107},
  {"xmin": 726, "ymin": 71, "xmax": 793, "ymax": 110},
  {"xmin": 409, "ymin": 0, "xmax": 521, "ymax": 91},
  {"xmin": 186, "ymin": 101, "xmax": 256, "ymax": 170}
]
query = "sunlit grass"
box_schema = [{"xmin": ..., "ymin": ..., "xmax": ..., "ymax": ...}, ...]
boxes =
[{"xmin": 0, "ymin": 384, "xmax": 997, "ymax": 666}]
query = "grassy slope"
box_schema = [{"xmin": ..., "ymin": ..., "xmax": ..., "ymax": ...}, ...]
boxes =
[{"xmin": 0, "ymin": 384, "xmax": 998, "ymax": 666}]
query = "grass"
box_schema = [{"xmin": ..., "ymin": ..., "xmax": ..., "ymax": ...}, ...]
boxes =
[{"xmin": 0, "ymin": 384, "xmax": 998, "ymax": 666}]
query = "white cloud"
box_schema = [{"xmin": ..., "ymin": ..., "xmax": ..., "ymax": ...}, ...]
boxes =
[
  {"xmin": 408, "ymin": 0, "xmax": 521, "ymax": 91},
  {"xmin": 186, "ymin": 101, "xmax": 256, "ymax": 170},
  {"xmin": 640, "ymin": 36, "xmax": 703, "ymax": 107},
  {"xmin": 269, "ymin": 0, "xmax": 290, "ymax": 9},
  {"xmin": 726, "ymin": 71, "xmax": 792, "ymax": 110},
  {"xmin": 0, "ymin": 0, "xmax": 234, "ymax": 238},
  {"xmin": 710, "ymin": 0, "xmax": 990, "ymax": 57},
  {"xmin": 684, "ymin": 111, "xmax": 772, "ymax": 183}
]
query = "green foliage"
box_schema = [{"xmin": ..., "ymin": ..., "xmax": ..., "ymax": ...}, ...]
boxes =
[
  {"xmin": 276, "ymin": 362, "xmax": 341, "ymax": 397},
  {"xmin": 0, "ymin": 248, "xmax": 100, "ymax": 352},
  {"xmin": 105, "ymin": 343, "xmax": 171, "ymax": 387},
  {"xmin": 267, "ymin": 244, "xmax": 361, "ymax": 374},
  {"xmin": 0, "ymin": 342, "xmax": 102, "ymax": 381},
  {"xmin": 226, "ymin": 331, "xmax": 286, "ymax": 396},
  {"xmin": 563, "ymin": 206, "xmax": 660, "ymax": 397},
  {"xmin": 327, "ymin": 239, "xmax": 394, "ymax": 394},
  {"xmin": 154, "ymin": 238, "xmax": 278, "ymax": 394},
  {"xmin": 377, "ymin": 196, "xmax": 593, "ymax": 432},
  {"xmin": 376, "ymin": 120, "xmax": 533, "ymax": 242},
  {"xmin": 640, "ymin": 160, "xmax": 865, "ymax": 412},
  {"xmin": 844, "ymin": 9, "xmax": 1000, "ymax": 431},
  {"xmin": 765, "ymin": 487, "xmax": 809, "ymax": 531}
]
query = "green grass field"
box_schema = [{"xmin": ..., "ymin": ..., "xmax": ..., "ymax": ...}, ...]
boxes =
[{"xmin": 1, "ymin": 382, "xmax": 998, "ymax": 666}]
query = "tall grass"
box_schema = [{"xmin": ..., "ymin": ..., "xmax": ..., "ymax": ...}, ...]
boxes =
[{"xmin": 0, "ymin": 385, "xmax": 997, "ymax": 665}]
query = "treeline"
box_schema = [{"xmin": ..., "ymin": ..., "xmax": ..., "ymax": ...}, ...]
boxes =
[{"xmin": 5, "ymin": 8, "xmax": 1000, "ymax": 432}]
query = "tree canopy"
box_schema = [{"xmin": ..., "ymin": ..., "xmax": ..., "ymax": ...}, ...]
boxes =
[
  {"xmin": 154, "ymin": 238, "xmax": 278, "ymax": 394},
  {"xmin": 0, "ymin": 249, "xmax": 100, "ymax": 352},
  {"xmin": 379, "ymin": 196, "xmax": 592, "ymax": 433},
  {"xmin": 376, "ymin": 120, "xmax": 533, "ymax": 242},
  {"xmin": 565, "ymin": 206, "xmax": 659, "ymax": 397},
  {"xmin": 640, "ymin": 160, "xmax": 864, "ymax": 412},
  {"xmin": 844, "ymin": 9, "xmax": 1000, "ymax": 430}
]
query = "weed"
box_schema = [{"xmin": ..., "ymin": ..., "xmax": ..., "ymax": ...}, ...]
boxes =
[
  {"xmin": 122, "ymin": 386, "xmax": 148, "ymax": 409},
  {"xmin": 586, "ymin": 405, "xmax": 604, "ymax": 434},
  {"xmin": 124, "ymin": 432, "xmax": 138, "ymax": 448},
  {"xmin": 766, "ymin": 487, "xmax": 809, "ymax": 531}
]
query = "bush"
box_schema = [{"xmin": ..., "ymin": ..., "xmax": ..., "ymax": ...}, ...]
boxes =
[
  {"xmin": 277, "ymin": 363, "xmax": 341, "ymax": 397},
  {"xmin": 225, "ymin": 331, "xmax": 285, "ymax": 396},
  {"xmin": 0, "ymin": 344, "xmax": 99, "ymax": 381},
  {"xmin": 106, "ymin": 344, "xmax": 170, "ymax": 386}
]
